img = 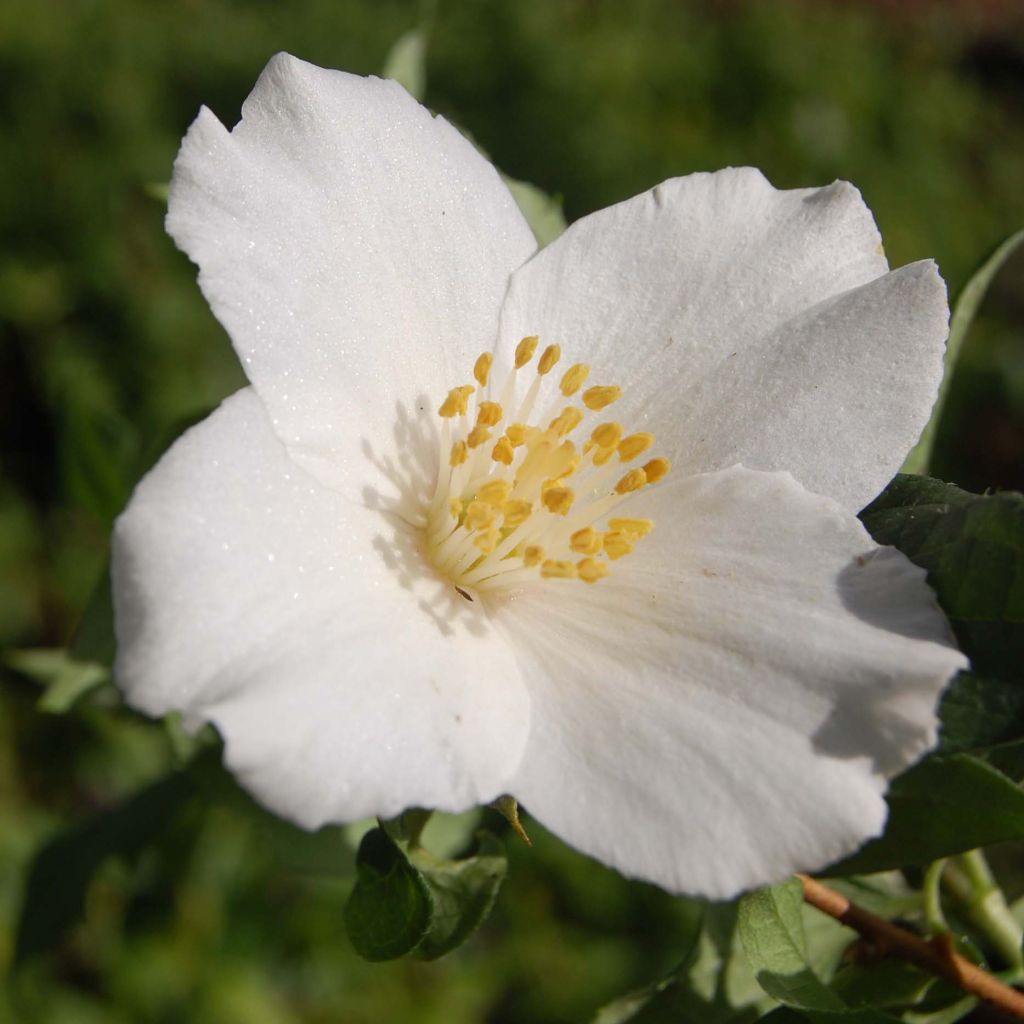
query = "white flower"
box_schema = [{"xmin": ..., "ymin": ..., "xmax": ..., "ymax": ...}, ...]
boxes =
[{"xmin": 112, "ymin": 53, "xmax": 967, "ymax": 899}]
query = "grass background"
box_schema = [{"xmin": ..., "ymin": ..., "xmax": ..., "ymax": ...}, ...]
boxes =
[{"xmin": 1, "ymin": 1, "xmax": 1023, "ymax": 1020}]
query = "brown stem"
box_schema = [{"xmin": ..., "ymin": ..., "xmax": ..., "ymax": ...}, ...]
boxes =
[{"xmin": 798, "ymin": 873, "xmax": 1024, "ymax": 1020}]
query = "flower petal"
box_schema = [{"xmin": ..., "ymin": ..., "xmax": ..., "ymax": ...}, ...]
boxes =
[
  {"xmin": 167, "ymin": 53, "xmax": 536, "ymax": 493},
  {"xmin": 496, "ymin": 466, "xmax": 966, "ymax": 898},
  {"xmin": 497, "ymin": 168, "xmax": 947, "ymax": 510},
  {"xmin": 113, "ymin": 388, "xmax": 530, "ymax": 827}
]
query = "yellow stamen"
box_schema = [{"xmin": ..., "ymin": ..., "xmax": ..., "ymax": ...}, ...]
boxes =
[
  {"xmin": 474, "ymin": 352, "xmax": 493, "ymax": 388},
  {"xmin": 438, "ymin": 385, "xmax": 474, "ymax": 418},
  {"xmin": 450, "ymin": 440, "xmax": 468, "ymax": 467},
  {"xmin": 537, "ymin": 344, "xmax": 561, "ymax": 375},
  {"xmin": 476, "ymin": 401, "xmax": 504, "ymax": 427},
  {"xmin": 478, "ymin": 479, "xmax": 513, "ymax": 506},
  {"xmin": 618, "ymin": 432, "xmax": 655, "ymax": 462},
  {"xmin": 505, "ymin": 423, "xmax": 529, "ymax": 447},
  {"xmin": 592, "ymin": 445, "xmax": 616, "ymax": 466},
  {"xmin": 577, "ymin": 558, "xmax": 610, "ymax": 584},
  {"xmin": 449, "ymin": 497, "xmax": 463, "ymax": 519},
  {"xmin": 643, "ymin": 457, "xmax": 672, "ymax": 484},
  {"xmin": 465, "ymin": 501, "xmax": 496, "ymax": 531},
  {"xmin": 541, "ymin": 559, "xmax": 578, "ymax": 579},
  {"xmin": 603, "ymin": 530, "xmax": 635, "ymax": 560},
  {"xmin": 515, "ymin": 335, "xmax": 539, "ymax": 368},
  {"xmin": 614, "ymin": 468, "xmax": 647, "ymax": 494},
  {"xmin": 467, "ymin": 424, "xmax": 492, "ymax": 449},
  {"xmin": 503, "ymin": 500, "xmax": 533, "ymax": 529},
  {"xmin": 492, "ymin": 436, "xmax": 514, "ymax": 465},
  {"xmin": 560, "ymin": 363, "xmax": 590, "ymax": 396},
  {"xmin": 549, "ymin": 407, "xmax": 584, "ymax": 438},
  {"xmin": 474, "ymin": 526, "xmax": 500, "ymax": 554},
  {"xmin": 569, "ymin": 527, "xmax": 603, "ymax": 555},
  {"xmin": 591, "ymin": 422, "xmax": 623, "ymax": 449},
  {"xmin": 608, "ymin": 517, "xmax": 654, "ymax": 538},
  {"xmin": 542, "ymin": 485, "xmax": 575, "ymax": 516},
  {"xmin": 583, "ymin": 385, "xmax": 622, "ymax": 411},
  {"xmin": 523, "ymin": 545, "xmax": 545, "ymax": 567}
]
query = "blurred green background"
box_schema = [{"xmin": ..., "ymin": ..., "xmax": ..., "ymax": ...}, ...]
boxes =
[{"xmin": 2, "ymin": 1, "xmax": 1023, "ymax": 1021}]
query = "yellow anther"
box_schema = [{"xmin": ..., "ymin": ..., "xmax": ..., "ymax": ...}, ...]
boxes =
[
  {"xmin": 614, "ymin": 468, "xmax": 648, "ymax": 495},
  {"xmin": 467, "ymin": 424, "xmax": 492, "ymax": 449},
  {"xmin": 450, "ymin": 440, "xmax": 468, "ymax": 467},
  {"xmin": 492, "ymin": 436, "xmax": 514, "ymax": 465},
  {"xmin": 583, "ymin": 385, "xmax": 622, "ymax": 411},
  {"xmin": 473, "ymin": 352, "xmax": 493, "ymax": 388},
  {"xmin": 618, "ymin": 432, "xmax": 655, "ymax": 462},
  {"xmin": 523, "ymin": 545, "xmax": 545, "ymax": 567},
  {"xmin": 591, "ymin": 422, "xmax": 623, "ymax": 449},
  {"xmin": 643, "ymin": 457, "xmax": 672, "ymax": 484},
  {"xmin": 465, "ymin": 501, "xmax": 496, "ymax": 531},
  {"xmin": 603, "ymin": 530, "xmax": 636, "ymax": 560},
  {"xmin": 505, "ymin": 423, "xmax": 529, "ymax": 447},
  {"xmin": 542, "ymin": 485, "xmax": 575, "ymax": 516},
  {"xmin": 569, "ymin": 527, "xmax": 603, "ymax": 555},
  {"xmin": 449, "ymin": 497, "xmax": 463, "ymax": 519},
  {"xmin": 474, "ymin": 526, "xmax": 501, "ymax": 554},
  {"xmin": 438, "ymin": 385, "xmax": 474, "ymax": 418},
  {"xmin": 537, "ymin": 344, "xmax": 561, "ymax": 375},
  {"xmin": 608, "ymin": 517, "xmax": 654, "ymax": 538},
  {"xmin": 560, "ymin": 363, "xmax": 590, "ymax": 396},
  {"xmin": 477, "ymin": 479, "xmax": 513, "ymax": 506},
  {"xmin": 515, "ymin": 335, "xmax": 539, "ymax": 368},
  {"xmin": 577, "ymin": 558, "xmax": 610, "ymax": 584},
  {"xmin": 541, "ymin": 559, "xmax": 578, "ymax": 579},
  {"xmin": 549, "ymin": 406, "xmax": 584, "ymax": 438},
  {"xmin": 503, "ymin": 500, "xmax": 533, "ymax": 529},
  {"xmin": 477, "ymin": 401, "xmax": 504, "ymax": 427},
  {"xmin": 592, "ymin": 445, "xmax": 616, "ymax": 466}
]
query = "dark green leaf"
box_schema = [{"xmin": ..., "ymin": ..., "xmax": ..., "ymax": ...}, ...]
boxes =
[
  {"xmin": 15, "ymin": 769, "xmax": 196, "ymax": 964},
  {"xmin": 411, "ymin": 831, "xmax": 507, "ymax": 960},
  {"xmin": 69, "ymin": 564, "xmax": 115, "ymax": 668},
  {"xmin": 738, "ymin": 879, "xmax": 845, "ymax": 1010},
  {"xmin": 343, "ymin": 828, "xmax": 432, "ymax": 962},
  {"xmin": 382, "ymin": 27, "xmax": 428, "ymax": 100},
  {"xmin": 828, "ymin": 754, "xmax": 1024, "ymax": 874},
  {"xmin": 830, "ymin": 960, "xmax": 935, "ymax": 1009},
  {"xmin": 759, "ymin": 1008, "xmax": 903, "ymax": 1023}
]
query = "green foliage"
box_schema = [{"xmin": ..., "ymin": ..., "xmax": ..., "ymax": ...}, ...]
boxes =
[
  {"xmin": 4, "ymin": 647, "xmax": 108, "ymax": 714},
  {"xmin": 737, "ymin": 880, "xmax": 844, "ymax": 1011},
  {"xmin": 903, "ymin": 229, "xmax": 1024, "ymax": 475},
  {"xmin": 343, "ymin": 823, "xmax": 507, "ymax": 962}
]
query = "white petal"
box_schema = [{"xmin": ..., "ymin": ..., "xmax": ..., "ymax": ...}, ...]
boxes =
[
  {"xmin": 496, "ymin": 466, "xmax": 965, "ymax": 898},
  {"xmin": 167, "ymin": 53, "xmax": 536, "ymax": 494},
  {"xmin": 497, "ymin": 168, "xmax": 947, "ymax": 510},
  {"xmin": 113, "ymin": 388, "xmax": 530, "ymax": 827}
]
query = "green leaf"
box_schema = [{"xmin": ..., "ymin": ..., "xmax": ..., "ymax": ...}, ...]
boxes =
[
  {"xmin": 15, "ymin": 769, "xmax": 196, "ymax": 964},
  {"xmin": 830, "ymin": 960, "xmax": 935, "ymax": 1009},
  {"xmin": 828, "ymin": 754, "xmax": 1024, "ymax": 874},
  {"xmin": 759, "ymin": 1008, "xmax": 903, "ymax": 1023},
  {"xmin": 902, "ymin": 228, "xmax": 1024, "ymax": 475},
  {"xmin": 859, "ymin": 475, "xmax": 1024, "ymax": 751},
  {"xmin": 343, "ymin": 828, "xmax": 432, "ymax": 961},
  {"xmin": 69, "ymin": 564, "xmax": 116, "ymax": 668},
  {"xmin": 738, "ymin": 878, "xmax": 845, "ymax": 1010},
  {"xmin": 382, "ymin": 26, "xmax": 429, "ymax": 101},
  {"xmin": 4, "ymin": 647, "xmax": 108, "ymax": 713},
  {"xmin": 410, "ymin": 831, "xmax": 507, "ymax": 960}
]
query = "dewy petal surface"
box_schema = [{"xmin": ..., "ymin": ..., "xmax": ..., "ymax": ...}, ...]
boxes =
[
  {"xmin": 113, "ymin": 389, "xmax": 530, "ymax": 827},
  {"xmin": 496, "ymin": 168, "xmax": 948, "ymax": 511},
  {"xmin": 497, "ymin": 466, "xmax": 966, "ymax": 898},
  {"xmin": 167, "ymin": 53, "xmax": 536, "ymax": 495}
]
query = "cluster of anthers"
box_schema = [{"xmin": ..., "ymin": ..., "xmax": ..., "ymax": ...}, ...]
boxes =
[{"xmin": 425, "ymin": 336, "xmax": 670, "ymax": 596}]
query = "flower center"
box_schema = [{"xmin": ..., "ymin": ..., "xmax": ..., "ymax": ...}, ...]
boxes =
[{"xmin": 425, "ymin": 337, "xmax": 670, "ymax": 596}]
